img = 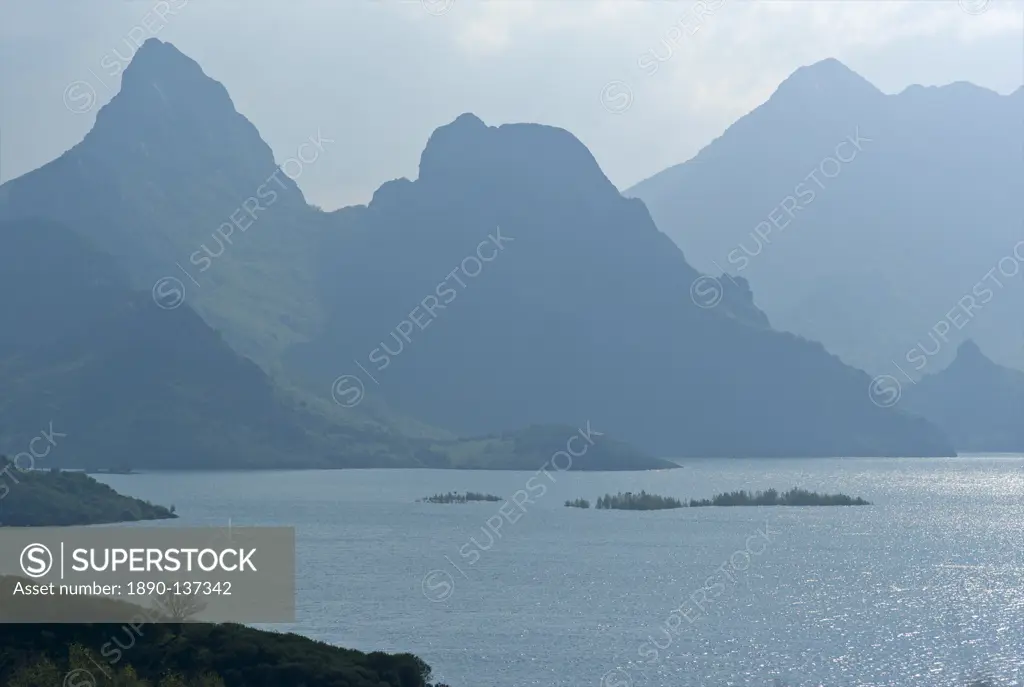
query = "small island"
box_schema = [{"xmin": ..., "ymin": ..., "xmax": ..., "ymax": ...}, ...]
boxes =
[
  {"xmin": 596, "ymin": 491, "xmax": 683, "ymax": 510},
  {"xmin": 418, "ymin": 491, "xmax": 502, "ymax": 504},
  {"xmin": 689, "ymin": 487, "xmax": 870, "ymax": 507},
  {"xmin": 0, "ymin": 457, "xmax": 176, "ymax": 527},
  {"xmin": 585, "ymin": 487, "xmax": 871, "ymax": 511}
]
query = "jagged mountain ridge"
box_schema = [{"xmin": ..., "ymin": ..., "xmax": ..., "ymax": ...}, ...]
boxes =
[
  {"xmin": 291, "ymin": 113, "xmax": 952, "ymax": 457},
  {"xmin": 1, "ymin": 42, "xmax": 954, "ymax": 459},
  {"xmin": 628, "ymin": 58, "xmax": 1023, "ymax": 377}
]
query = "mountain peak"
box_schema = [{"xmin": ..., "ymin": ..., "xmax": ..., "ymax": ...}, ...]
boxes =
[
  {"xmin": 116, "ymin": 38, "xmax": 210, "ymax": 94},
  {"xmin": 93, "ymin": 39, "xmax": 236, "ymax": 135},
  {"xmin": 941, "ymin": 339, "xmax": 1002, "ymax": 377},
  {"xmin": 417, "ymin": 112, "xmax": 493, "ymax": 181},
  {"xmin": 128, "ymin": 38, "xmax": 182, "ymax": 64},
  {"xmin": 2, "ymin": 39, "xmax": 307, "ymax": 344},
  {"xmin": 81, "ymin": 39, "xmax": 282, "ymax": 189},
  {"xmin": 774, "ymin": 58, "xmax": 882, "ymax": 99},
  {"xmin": 417, "ymin": 113, "xmax": 617, "ymax": 195},
  {"xmin": 955, "ymin": 339, "xmax": 988, "ymax": 363},
  {"xmin": 450, "ymin": 112, "xmax": 488, "ymax": 129}
]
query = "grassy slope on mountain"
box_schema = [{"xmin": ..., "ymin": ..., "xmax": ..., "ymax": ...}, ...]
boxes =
[
  {"xmin": 0, "ymin": 219, "xmax": 655, "ymax": 470},
  {"xmin": 436, "ymin": 425, "xmax": 678, "ymax": 470},
  {"xmin": 0, "ymin": 217, "xmax": 412, "ymax": 470}
]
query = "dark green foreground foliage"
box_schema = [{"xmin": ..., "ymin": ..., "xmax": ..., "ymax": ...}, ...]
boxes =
[
  {"xmin": 0, "ymin": 623, "xmax": 436, "ymax": 687},
  {"xmin": 7, "ymin": 645, "xmax": 223, "ymax": 687},
  {"xmin": 596, "ymin": 491, "xmax": 683, "ymax": 510},
  {"xmin": 689, "ymin": 487, "xmax": 870, "ymax": 507},
  {"xmin": 419, "ymin": 491, "xmax": 501, "ymax": 504},
  {"xmin": 0, "ymin": 458, "xmax": 175, "ymax": 526}
]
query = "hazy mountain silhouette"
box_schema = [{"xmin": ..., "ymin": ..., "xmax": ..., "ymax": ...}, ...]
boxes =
[
  {"xmin": 0, "ymin": 39, "xmax": 324, "ymax": 365},
  {"xmin": 0, "ymin": 42, "xmax": 953, "ymax": 460},
  {"xmin": 904, "ymin": 340, "xmax": 1024, "ymax": 451},
  {"xmin": 290, "ymin": 113, "xmax": 952, "ymax": 457},
  {"xmin": 629, "ymin": 58, "xmax": 1023, "ymax": 376}
]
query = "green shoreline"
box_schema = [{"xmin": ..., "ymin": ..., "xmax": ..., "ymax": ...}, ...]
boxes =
[{"xmin": 0, "ymin": 458, "xmax": 176, "ymax": 527}]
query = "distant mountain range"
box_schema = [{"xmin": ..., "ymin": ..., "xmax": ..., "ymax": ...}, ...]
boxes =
[
  {"xmin": 904, "ymin": 341, "xmax": 1024, "ymax": 452},
  {"xmin": 293, "ymin": 111, "xmax": 949, "ymax": 457},
  {"xmin": 0, "ymin": 40, "xmax": 962, "ymax": 460},
  {"xmin": 629, "ymin": 58, "xmax": 1024, "ymax": 379}
]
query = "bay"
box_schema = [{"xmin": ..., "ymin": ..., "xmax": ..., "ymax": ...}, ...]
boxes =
[{"xmin": 97, "ymin": 456, "xmax": 1024, "ymax": 687}]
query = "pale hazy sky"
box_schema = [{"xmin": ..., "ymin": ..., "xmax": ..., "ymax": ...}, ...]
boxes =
[{"xmin": 0, "ymin": 1, "xmax": 1020, "ymax": 209}]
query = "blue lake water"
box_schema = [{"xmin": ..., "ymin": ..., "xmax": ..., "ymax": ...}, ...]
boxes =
[{"xmin": 97, "ymin": 456, "xmax": 1024, "ymax": 687}]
